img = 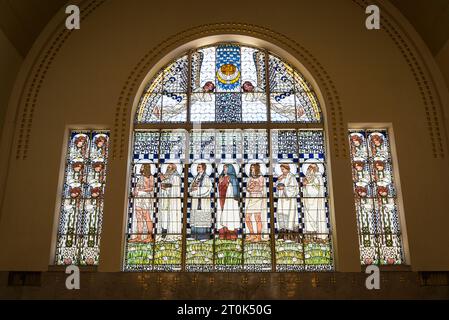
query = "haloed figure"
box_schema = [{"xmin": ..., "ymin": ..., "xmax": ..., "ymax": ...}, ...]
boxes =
[
  {"xmin": 90, "ymin": 162, "xmax": 105, "ymax": 184},
  {"xmin": 91, "ymin": 135, "xmax": 108, "ymax": 160},
  {"xmin": 352, "ymin": 160, "xmax": 365, "ymax": 181},
  {"xmin": 245, "ymin": 163, "xmax": 266, "ymax": 242},
  {"xmin": 350, "ymin": 134, "xmax": 365, "ymax": 158},
  {"xmin": 73, "ymin": 135, "xmax": 88, "ymax": 159},
  {"xmin": 373, "ymin": 159, "xmax": 387, "ymax": 182},
  {"xmin": 130, "ymin": 164, "xmax": 154, "ymax": 243},
  {"xmin": 370, "ymin": 134, "xmax": 384, "ymax": 156},
  {"xmin": 70, "ymin": 161, "xmax": 85, "ymax": 184}
]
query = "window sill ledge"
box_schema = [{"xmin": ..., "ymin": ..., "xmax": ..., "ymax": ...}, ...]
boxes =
[{"xmin": 47, "ymin": 265, "xmax": 98, "ymax": 273}]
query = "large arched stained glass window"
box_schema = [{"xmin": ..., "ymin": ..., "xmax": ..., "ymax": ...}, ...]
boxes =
[{"xmin": 125, "ymin": 43, "xmax": 331, "ymax": 272}]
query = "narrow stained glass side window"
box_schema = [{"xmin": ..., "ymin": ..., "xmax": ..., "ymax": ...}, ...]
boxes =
[
  {"xmin": 56, "ymin": 130, "xmax": 109, "ymax": 266},
  {"xmin": 349, "ymin": 129, "xmax": 404, "ymax": 266}
]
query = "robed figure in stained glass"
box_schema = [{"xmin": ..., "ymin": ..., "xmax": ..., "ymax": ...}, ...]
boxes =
[
  {"xmin": 276, "ymin": 164, "xmax": 299, "ymax": 233},
  {"xmin": 88, "ymin": 161, "xmax": 105, "ymax": 185},
  {"xmin": 62, "ymin": 185, "xmax": 83, "ymax": 265},
  {"xmin": 82, "ymin": 184, "xmax": 102, "ymax": 265},
  {"xmin": 190, "ymin": 163, "xmax": 213, "ymax": 240},
  {"xmin": 370, "ymin": 133, "xmax": 386, "ymax": 157},
  {"xmin": 91, "ymin": 134, "xmax": 108, "ymax": 160},
  {"xmin": 245, "ymin": 163, "xmax": 267, "ymax": 242},
  {"xmin": 302, "ymin": 163, "xmax": 327, "ymax": 237},
  {"xmin": 354, "ymin": 181, "xmax": 376, "ymax": 265},
  {"xmin": 218, "ymin": 164, "xmax": 240, "ymax": 238},
  {"xmin": 71, "ymin": 134, "xmax": 89, "ymax": 159},
  {"xmin": 350, "ymin": 133, "xmax": 367, "ymax": 158},
  {"xmin": 158, "ymin": 163, "xmax": 182, "ymax": 235},
  {"xmin": 68, "ymin": 160, "xmax": 85, "ymax": 185}
]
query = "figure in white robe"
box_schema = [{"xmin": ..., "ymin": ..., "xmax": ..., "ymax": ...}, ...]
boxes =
[
  {"xmin": 276, "ymin": 164, "xmax": 299, "ymax": 232},
  {"xmin": 190, "ymin": 163, "xmax": 212, "ymax": 240},
  {"xmin": 217, "ymin": 164, "xmax": 240, "ymax": 234},
  {"xmin": 302, "ymin": 163, "xmax": 327, "ymax": 238},
  {"xmin": 158, "ymin": 164, "xmax": 182, "ymax": 235}
]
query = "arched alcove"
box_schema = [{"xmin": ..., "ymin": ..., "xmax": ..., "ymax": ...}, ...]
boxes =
[{"xmin": 124, "ymin": 40, "xmax": 335, "ymax": 272}]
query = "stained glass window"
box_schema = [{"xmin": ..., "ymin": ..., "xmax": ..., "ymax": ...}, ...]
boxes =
[
  {"xmin": 56, "ymin": 130, "xmax": 109, "ymax": 266},
  {"xmin": 127, "ymin": 42, "xmax": 331, "ymax": 272},
  {"xmin": 349, "ymin": 129, "xmax": 404, "ymax": 265},
  {"xmin": 136, "ymin": 44, "xmax": 321, "ymax": 124}
]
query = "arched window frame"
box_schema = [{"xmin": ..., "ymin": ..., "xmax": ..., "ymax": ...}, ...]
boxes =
[{"xmin": 125, "ymin": 42, "xmax": 333, "ymax": 272}]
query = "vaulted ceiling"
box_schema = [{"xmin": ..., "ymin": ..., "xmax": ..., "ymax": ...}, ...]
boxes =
[
  {"xmin": 0, "ymin": 0, "xmax": 448, "ymax": 58},
  {"xmin": 0, "ymin": 0, "xmax": 67, "ymax": 57},
  {"xmin": 390, "ymin": 0, "xmax": 449, "ymax": 55}
]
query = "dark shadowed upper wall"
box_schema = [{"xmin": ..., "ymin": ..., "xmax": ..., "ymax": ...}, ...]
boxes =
[
  {"xmin": 0, "ymin": 0, "xmax": 67, "ymax": 58},
  {"xmin": 390, "ymin": 0, "xmax": 449, "ymax": 56},
  {"xmin": 0, "ymin": 0, "xmax": 448, "ymax": 59}
]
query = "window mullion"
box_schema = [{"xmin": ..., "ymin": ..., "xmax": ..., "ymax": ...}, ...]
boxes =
[
  {"xmin": 187, "ymin": 50, "xmax": 192, "ymax": 124},
  {"xmin": 267, "ymin": 129, "xmax": 277, "ymax": 272},
  {"xmin": 264, "ymin": 50, "xmax": 271, "ymax": 123}
]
